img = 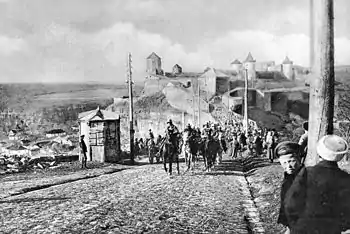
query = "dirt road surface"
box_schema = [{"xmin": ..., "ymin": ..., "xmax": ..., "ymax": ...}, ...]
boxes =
[{"xmin": 0, "ymin": 156, "xmax": 264, "ymax": 234}]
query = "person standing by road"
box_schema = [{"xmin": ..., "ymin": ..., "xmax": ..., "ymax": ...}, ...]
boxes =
[
  {"xmin": 80, "ymin": 135, "xmax": 88, "ymax": 169},
  {"xmin": 285, "ymin": 135, "xmax": 350, "ymax": 234},
  {"xmin": 275, "ymin": 141, "xmax": 303, "ymax": 234}
]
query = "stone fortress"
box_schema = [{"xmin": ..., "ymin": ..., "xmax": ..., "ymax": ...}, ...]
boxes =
[{"xmin": 143, "ymin": 52, "xmax": 309, "ymax": 119}]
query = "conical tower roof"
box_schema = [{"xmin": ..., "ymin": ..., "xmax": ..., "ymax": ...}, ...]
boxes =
[
  {"xmin": 146, "ymin": 52, "xmax": 161, "ymax": 59},
  {"xmin": 243, "ymin": 52, "xmax": 256, "ymax": 63},
  {"xmin": 230, "ymin": 59, "xmax": 242, "ymax": 65},
  {"xmin": 282, "ymin": 56, "xmax": 293, "ymax": 64}
]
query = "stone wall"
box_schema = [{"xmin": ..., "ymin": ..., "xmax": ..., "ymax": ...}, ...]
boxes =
[{"xmin": 230, "ymin": 89, "xmax": 257, "ymax": 106}]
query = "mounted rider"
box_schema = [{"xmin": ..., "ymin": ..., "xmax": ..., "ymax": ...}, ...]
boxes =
[
  {"xmin": 218, "ymin": 126, "xmax": 227, "ymax": 153},
  {"xmin": 165, "ymin": 119, "xmax": 180, "ymax": 153},
  {"xmin": 211, "ymin": 123, "xmax": 220, "ymax": 140},
  {"xmin": 202, "ymin": 122, "xmax": 213, "ymax": 140},
  {"xmin": 183, "ymin": 123, "xmax": 194, "ymax": 138}
]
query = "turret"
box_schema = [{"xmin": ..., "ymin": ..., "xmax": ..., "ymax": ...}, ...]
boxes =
[
  {"xmin": 243, "ymin": 52, "xmax": 256, "ymax": 80},
  {"xmin": 146, "ymin": 52, "xmax": 163, "ymax": 75},
  {"xmin": 172, "ymin": 64, "xmax": 182, "ymax": 75},
  {"xmin": 230, "ymin": 59, "xmax": 242, "ymax": 72},
  {"xmin": 282, "ymin": 56, "xmax": 294, "ymax": 80}
]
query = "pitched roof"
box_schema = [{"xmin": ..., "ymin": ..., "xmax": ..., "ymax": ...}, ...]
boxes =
[
  {"xmin": 243, "ymin": 52, "xmax": 256, "ymax": 63},
  {"xmin": 231, "ymin": 59, "xmax": 242, "ymax": 65},
  {"xmin": 146, "ymin": 52, "xmax": 161, "ymax": 60},
  {"xmin": 78, "ymin": 107, "xmax": 120, "ymax": 122},
  {"xmin": 282, "ymin": 56, "xmax": 293, "ymax": 64},
  {"xmin": 201, "ymin": 68, "xmax": 237, "ymax": 78},
  {"xmin": 9, "ymin": 129, "xmax": 18, "ymax": 134}
]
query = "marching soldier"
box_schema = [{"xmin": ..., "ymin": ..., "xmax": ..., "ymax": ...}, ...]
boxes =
[
  {"xmin": 156, "ymin": 134, "xmax": 163, "ymax": 146},
  {"xmin": 148, "ymin": 129, "xmax": 155, "ymax": 140}
]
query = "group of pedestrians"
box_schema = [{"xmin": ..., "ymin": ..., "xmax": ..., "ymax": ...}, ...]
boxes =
[
  {"xmin": 223, "ymin": 120, "xmax": 280, "ymax": 161},
  {"xmin": 276, "ymin": 121, "xmax": 350, "ymax": 234}
]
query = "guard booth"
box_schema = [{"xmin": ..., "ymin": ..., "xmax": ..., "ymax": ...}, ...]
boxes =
[{"xmin": 78, "ymin": 107, "xmax": 121, "ymax": 163}]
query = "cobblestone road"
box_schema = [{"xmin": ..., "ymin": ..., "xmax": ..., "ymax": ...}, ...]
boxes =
[{"xmin": 0, "ymin": 156, "xmax": 264, "ymax": 234}]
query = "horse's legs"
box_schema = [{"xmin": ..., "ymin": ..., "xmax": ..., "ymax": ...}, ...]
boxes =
[
  {"xmin": 169, "ymin": 152, "xmax": 173, "ymax": 175},
  {"xmin": 185, "ymin": 152, "xmax": 189, "ymax": 171},
  {"xmin": 176, "ymin": 154, "xmax": 180, "ymax": 174},
  {"xmin": 148, "ymin": 149, "xmax": 152, "ymax": 164},
  {"xmin": 163, "ymin": 150, "xmax": 167, "ymax": 173},
  {"xmin": 190, "ymin": 153, "xmax": 195, "ymax": 170}
]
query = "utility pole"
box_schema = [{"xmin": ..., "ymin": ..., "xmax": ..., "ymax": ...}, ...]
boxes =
[
  {"xmin": 198, "ymin": 77, "xmax": 201, "ymax": 127},
  {"xmin": 126, "ymin": 52, "xmax": 135, "ymax": 164},
  {"xmin": 243, "ymin": 69, "xmax": 249, "ymax": 136},
  {"xmin": 192, "ymin": 79, "xmax": 196, "ymax": 126},
  {"xmin": 305, "ymin": 0, "xmax": 335, "ymax": 166},
  {"xmin": 309, "ymin": 0, "xmax": 315, "ymax": 71}
]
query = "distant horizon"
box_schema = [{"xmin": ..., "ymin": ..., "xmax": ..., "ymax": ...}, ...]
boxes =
[
  {"xmin": 0, "ymin": 81, "xmax": 145, "ymax": 85},
  {"xmin": 1, "ymin": 63, "xmax": 350, "ymax": 85},
  {"xmin": 0, "ymin": 0, "xmax": 349, "ymax": 83}
]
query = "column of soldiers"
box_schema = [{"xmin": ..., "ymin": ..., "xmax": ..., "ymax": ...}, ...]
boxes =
[
  {"xmin": 133, "ymin": 118, "xmax": 283, "ymax": 161},
  {"xmin": 131, "ymin": 117, "xmax": 286, "ymax": 160}
]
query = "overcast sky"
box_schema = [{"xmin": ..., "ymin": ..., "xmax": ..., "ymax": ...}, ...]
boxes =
[{"xmin": 0, "ymin": 0, "xmax": 349, "ymax": 83}]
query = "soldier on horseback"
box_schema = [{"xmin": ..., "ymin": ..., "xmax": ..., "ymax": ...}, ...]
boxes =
[
  {"xmin": 202, "ymin": 122, "xmax": 213, "ymax": 140},
  {"xmin": 165, "ymin": 119, "xmax": 180, "ymax": 153},
  {"xmin": 183, "ymin": 123, "xmax": 194, "ymax": 138}
]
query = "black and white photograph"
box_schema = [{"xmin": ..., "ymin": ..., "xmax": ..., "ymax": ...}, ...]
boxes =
[{"xmin": 1, "ymin": 0, "xmax": 350, "ymax": 233}]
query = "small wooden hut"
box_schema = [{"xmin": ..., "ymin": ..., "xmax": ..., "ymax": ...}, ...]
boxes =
[{"xmin": 78, "ymin": 107, "xmax": 121, "ymax": 163}]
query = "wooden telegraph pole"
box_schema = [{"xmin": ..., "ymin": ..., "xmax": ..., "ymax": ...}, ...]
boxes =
[
  {"xmin": 309, "ymin": 0, "xmax": 315, "ymax": 71},
  {"xmin": 126, "ymin": 52, "xmax": 135, "ymax": 164},
  {"xmin": 244, "ymin": 68, "xmax": 249, "ymax": 136},
  {"xmin": 305, "ymin": 0, "xmax": 335, "ymax": 166},
  {"xmin": 192, "ymin": 80, "xmax": 196, "ymax": 126},
  {"xmin": 198, "ymin": 77, "xmax": 201, "ymax": 127}
]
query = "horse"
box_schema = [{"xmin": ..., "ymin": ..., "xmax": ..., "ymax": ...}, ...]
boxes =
[
  {"xmin": 159, "ymin": 133, "xmax": 180, "ymax": 175},
  {"xmin": 182, "ymin": 131, "xmax": 198, "ymax": 171},
  {"xmin": 203, "ymin": 137, "xmax": 221, "ymax": 172}
]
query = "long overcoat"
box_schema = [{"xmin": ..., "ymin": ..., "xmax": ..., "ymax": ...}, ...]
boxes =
[{"xmin": 284, "ymin": 160, "xmax": 350, "ymax": 234}]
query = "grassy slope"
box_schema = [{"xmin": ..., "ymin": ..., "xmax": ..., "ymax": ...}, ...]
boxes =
[
  {"xmin": 0, "ymin": 83, "xmax": 144, "ymax": 137},
  {"xmin": 0, "ymin": 83, "xmax": 143, "ymax": 112}
]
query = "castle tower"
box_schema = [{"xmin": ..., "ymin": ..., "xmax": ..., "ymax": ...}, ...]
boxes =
[
  {"xmin": 146, "ymin": 52, "xmax": 162, "ymax": 75},
  {"xmin": 230, "ymin": 59, "xmax": 242, "ymax": 72},
  {"xmin": 282, "ymin": 56, "xmax": 294, "ymax": 80},
  {"xmin": 243, "ymin": 52, "xmax": 256, "ymax": 80},
  {"xmin": 172, "ymin": 64, "xmax": 182, "ymax": 75}
]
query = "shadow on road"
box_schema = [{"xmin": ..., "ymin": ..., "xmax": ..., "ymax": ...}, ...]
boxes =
[
  {"xmin": 189, "ymin": 156, "xmax": 278, "ymax": 177},
  {"xmin": 242, "ymin": 157, "xmax": 280, "ymax": 176},
  {"xmin": 0, "ymin": 197, "xmax": 71, "ymax": 204},
  {"xmin": 207, "ymin": 159, "xmax": 245, "ymax": 176}
]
